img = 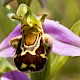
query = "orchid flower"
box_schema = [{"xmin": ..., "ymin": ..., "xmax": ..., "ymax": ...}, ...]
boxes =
[
  {"xmin": 0, "ymin": 3, "xmax": 80, "ymax": 62},
  {"xmin": 0, "ymin": 3, "xmax": 80, "ymax": 80},
  {"xmin": 1, "ymin": 16, "xmax": 80, "ymax": 57}
]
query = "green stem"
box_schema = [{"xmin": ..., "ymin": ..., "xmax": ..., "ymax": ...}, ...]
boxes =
[
  {"xmin": 31, "ymin": 71, "xmax": 43, "ymax": 80},
  {"xmin": 43, "ymin": 53, "xmax": 51, "ymax": 80},
  {"xmin": 17, "ymin": 0, "xmax": 32, "ymax": 7},
  {"xmin": 17, "ymin": 0, "xmax": 27, "ymax": 5}
]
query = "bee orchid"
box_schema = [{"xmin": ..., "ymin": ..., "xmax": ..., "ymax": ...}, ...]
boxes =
[
  {"xmin": 1, "ymin": 18, "xmax": 80, "ymax": 57},
  {"xmin": 0, "ymin": 4, "xmax": 80, "ymax": 72}
]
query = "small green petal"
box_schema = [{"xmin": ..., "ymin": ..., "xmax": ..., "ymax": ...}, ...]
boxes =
[{"xmin": 16, "ymin": 4, "xmax": 27, "ymax": 18}]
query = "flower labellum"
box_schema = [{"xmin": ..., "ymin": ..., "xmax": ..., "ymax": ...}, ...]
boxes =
[
  {"xmin": 1, "ymin": 2, "xmax": 80, "ymax": 74},
  {"xmin": 10, "ymin": 4, "xmax": 52, "ymax": 72}
]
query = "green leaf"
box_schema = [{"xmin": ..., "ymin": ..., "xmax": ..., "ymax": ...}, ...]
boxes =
[
  {"xmin": 49, "ymin": 55, "xmax": 68, "ymax": 80},
  {"xmin": 0, "ymin": 2, "xmax": 15, "ymax": 41},
  {"xmin": 61, "ymin": 0, "xmax": 79, "ymax": 28},
  {"xmin": 71, "ymin": 20, "xmax": 80, "ymax": 36}
]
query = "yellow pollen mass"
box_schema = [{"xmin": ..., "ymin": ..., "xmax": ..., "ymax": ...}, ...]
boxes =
[
  {"xmin": 30, "ymin": 64, "xmax": 36, "ymax": 69},
  {"xmin": 21, "ymin": 63, "xmax": 27, "ymax": 69},
  {"xmin": 40, "ymin": 54, "xmax": 46, "ymax": 58}
]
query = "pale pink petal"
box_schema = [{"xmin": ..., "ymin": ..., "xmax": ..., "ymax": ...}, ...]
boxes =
[
  {"xmin": 43, "ymin": 19, "xmax": 80, "ymax": 47},
  {"xmin": 51, "ymin": 36, "xmax": 80, "ymax": 56},
  {"xmin": 0, "ymin": 24, "xmax": 21, "ymax": 57},
  {"xmin": 1, "ymin": 70, "xmax": 30, "ymax": 80}
]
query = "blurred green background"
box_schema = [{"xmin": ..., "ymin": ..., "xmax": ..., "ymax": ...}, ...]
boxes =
[{"xmin": 0, "ymin": 0, "xmax": 80, "ymax": 80}]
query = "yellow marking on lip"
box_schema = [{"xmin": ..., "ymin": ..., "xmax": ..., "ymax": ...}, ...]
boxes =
[
  {"xmin": 14, "ymin": 54, "xmax": 17, "ymax": 58},
  {"xmin": 40, "ymin": 54, "xmax": 46, "ymax": 58},
  {"xmin": 21, "ymin": 63, "xmax": 27, "ymax": 69},
  {"xmin": 30, "ymin": 64, "xmax": 36, "ymax": 69}
]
